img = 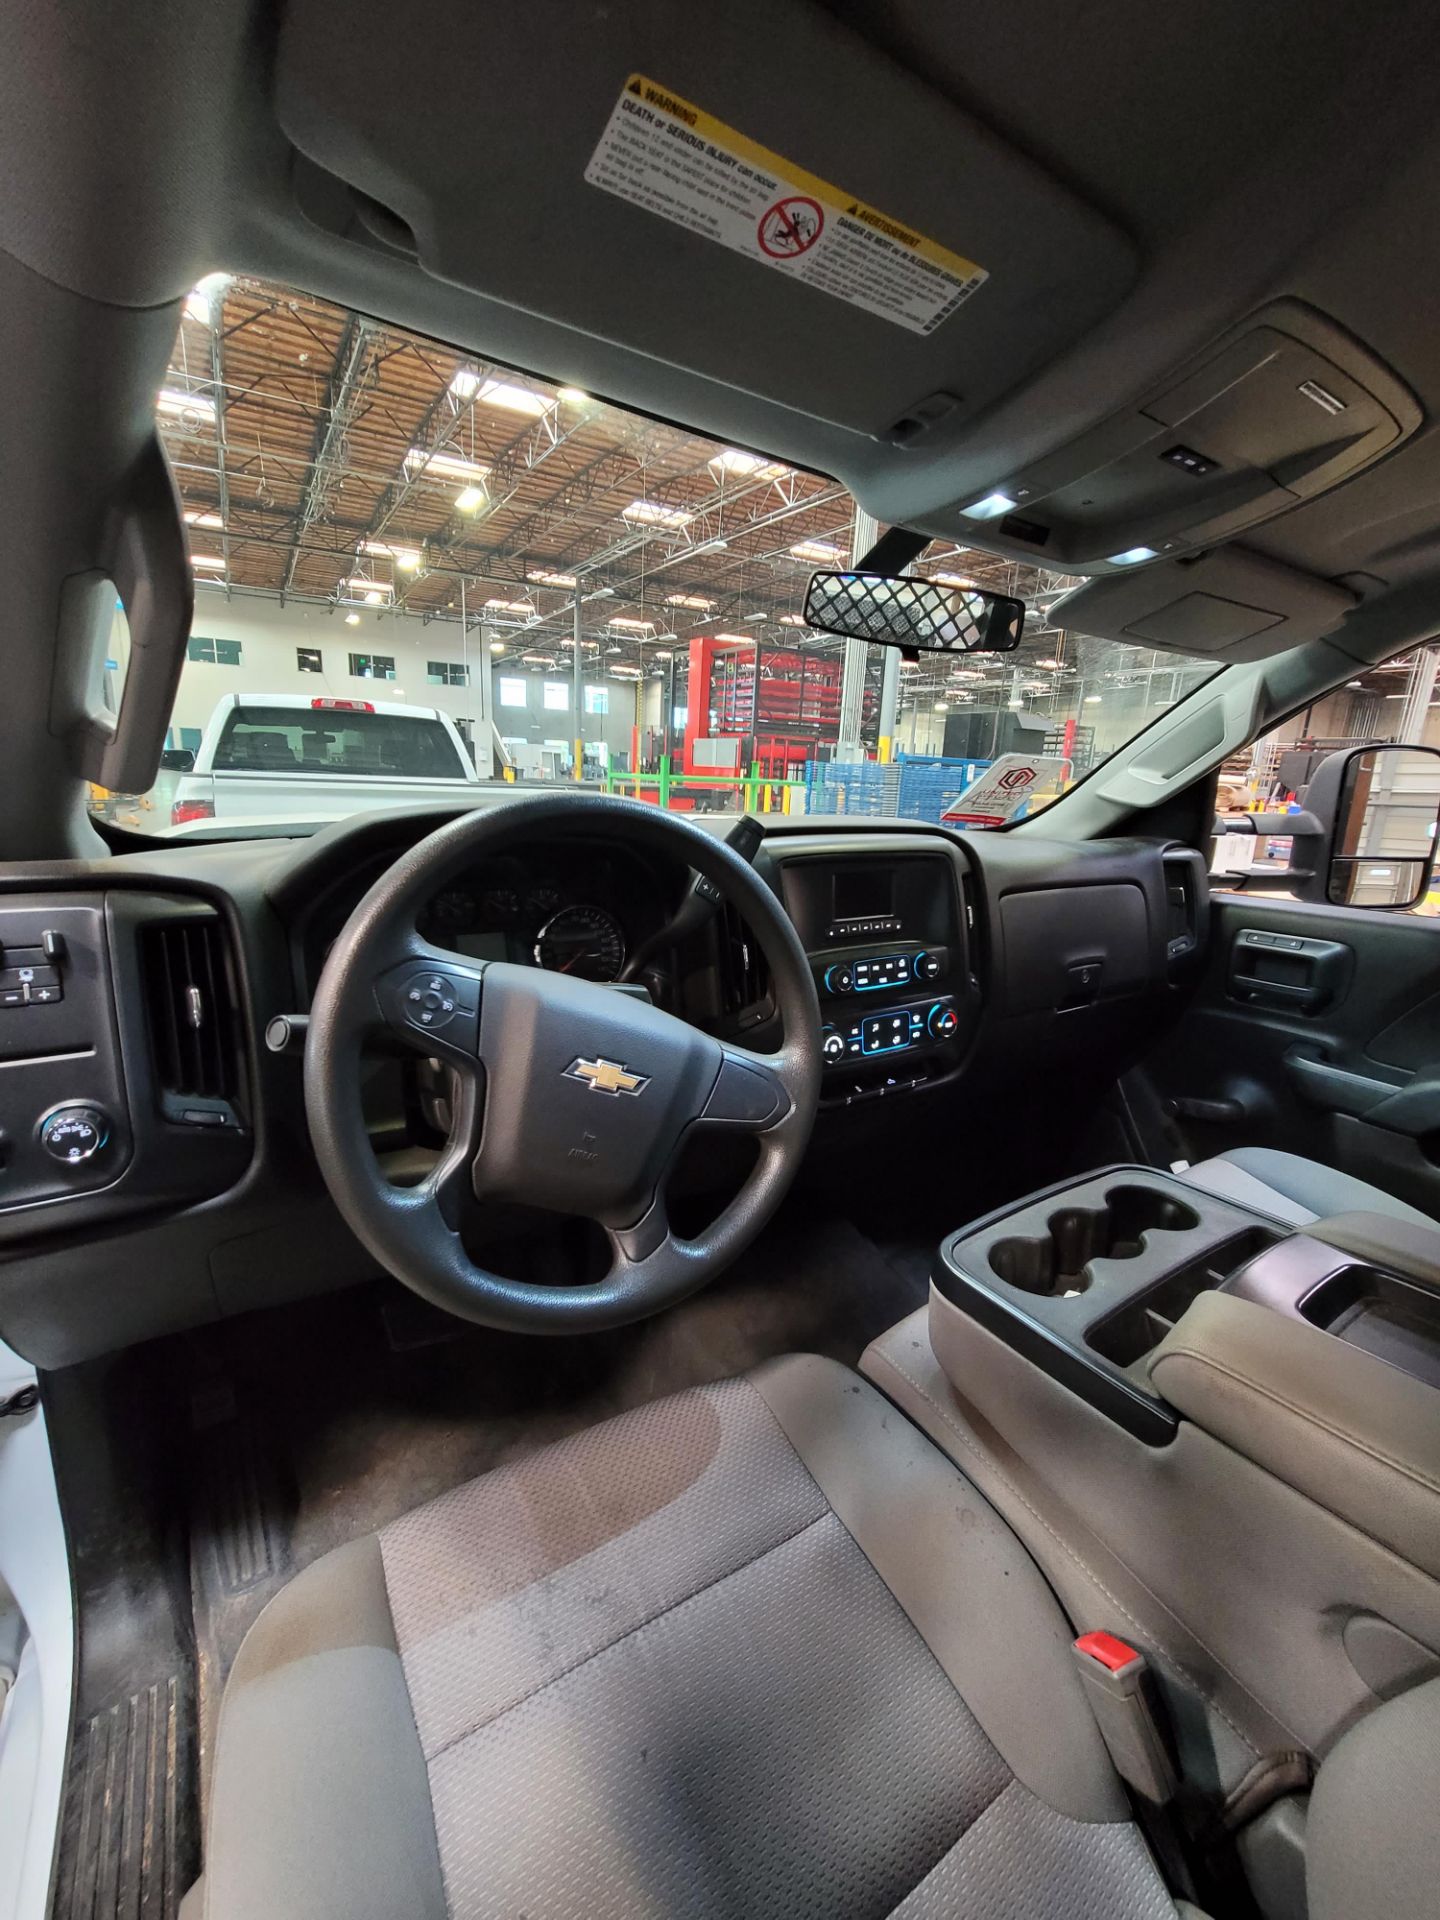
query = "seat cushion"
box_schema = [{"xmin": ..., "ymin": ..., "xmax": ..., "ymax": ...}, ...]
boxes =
[
  {"xmin": 203, "ymin": 1356, "xmax": 1178, "ymax": 1920},
  {"xmin": 1180, "ymin": 1146, "xmax": 1435, "ymax": 1229}
]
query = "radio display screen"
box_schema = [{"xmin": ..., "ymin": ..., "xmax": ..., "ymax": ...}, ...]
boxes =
[{"xmin": 832, "ymin": 867, "xmax": 894, "ymax": 922}]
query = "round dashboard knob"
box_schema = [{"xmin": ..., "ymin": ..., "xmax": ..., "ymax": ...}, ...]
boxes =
[
  {"xmin": 39, "ymin": 1105, "xmax": 110, "ymax": 1165},
  {"xmin": 915, "ymin": 951, "xmax": 941, "ymax": 981},
  {"xmin": 824, "ymin": 964, "xmax": 855, "ymax": 995},
  {"xmin": 927, "ymin": 1003, "xmax": 959, "ymax": 1040},
  {"xmin": 821, "ymin": 1028, "xmax": 846, "ymax": 1062}
]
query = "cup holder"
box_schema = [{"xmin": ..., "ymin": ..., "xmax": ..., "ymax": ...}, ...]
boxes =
[{"xmin": 988, "ymin": 1185, "xmax": 1201, "ymax": 1297}]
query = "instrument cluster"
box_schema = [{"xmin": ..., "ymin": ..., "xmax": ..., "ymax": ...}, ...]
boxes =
[{"xmin": 419, "ymin": 843, "xmax": 669, "ymax": 982}]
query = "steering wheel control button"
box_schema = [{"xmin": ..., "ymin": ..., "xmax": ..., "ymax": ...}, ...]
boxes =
[
  {"xmin": 927, "ymin": 1002, "xmax": 960, "ymax": 1039},
  {"xmin": 406, "ymin": 975, "xmax": 459, "ymax": 1028},
  {"xmin": 39, "ymin": 1105, "xmax": 110, "ymax": 1164},
  {"xmin": 380, "ymin": 962, "xmax": 482, "ymax": 1053}
]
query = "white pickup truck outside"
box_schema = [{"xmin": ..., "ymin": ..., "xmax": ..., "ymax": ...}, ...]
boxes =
[{"xmin": 168, "ymin": 694, "xmax": 485, "ymax": 828}]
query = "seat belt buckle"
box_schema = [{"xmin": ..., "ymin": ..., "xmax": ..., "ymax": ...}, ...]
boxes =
[{"xmin": 1073, "ymin": 1632, "xmax": 1179, "ymax": 1805}]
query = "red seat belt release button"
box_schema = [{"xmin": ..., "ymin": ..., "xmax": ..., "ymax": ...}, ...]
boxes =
[
  {"xmin": 1073, "ymin": 1633, "xmax": 1178, "ymax": 1804},
  {"xmin": 1075, "ymin": 1630, "xmax": 1142, "ymax": 1673}
]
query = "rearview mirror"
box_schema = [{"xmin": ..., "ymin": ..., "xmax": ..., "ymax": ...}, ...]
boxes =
[
  {"xmin": 803, "ymin": 570, "xmax": 1025, "ymax": 653},
  {"xmin": 158, "ymin": 747, "xmax": 195, "ymax": 773},
  {"xmin": 1323, "ymin": 743, "xmax": 1440, "ymax": 908}
]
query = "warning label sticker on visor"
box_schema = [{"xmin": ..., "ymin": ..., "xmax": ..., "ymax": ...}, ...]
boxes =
[{"xmin": 585, "ymin": 76, "xmax": 988, "ymax": 335}]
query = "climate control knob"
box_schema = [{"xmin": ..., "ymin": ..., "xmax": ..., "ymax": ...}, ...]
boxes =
[
  {"xmin": 39, "ymin": 1105, "xmax": 110, "ymax": 1165},
  {"xmin": 821, "ymin": 1027, "xmax": 846, "ymax": 1062},
  {"xmin": 927, "ymin": 1003, "xmax": 960, "ymax": 1040}
]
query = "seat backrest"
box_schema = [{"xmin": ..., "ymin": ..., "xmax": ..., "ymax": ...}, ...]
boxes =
[{"xmin": 1307, "ymin": 1675, "xmax": 1440, "ymax": 1920}]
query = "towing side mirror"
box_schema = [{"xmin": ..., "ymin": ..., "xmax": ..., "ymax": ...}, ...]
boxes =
[
  {"xmin": 1317, "ymin": 743, "xmax": 1440, "ymax": 908},
  {"xmin": 1211, "ymin": 742, "xmax": 1440, "ymax": 908}
]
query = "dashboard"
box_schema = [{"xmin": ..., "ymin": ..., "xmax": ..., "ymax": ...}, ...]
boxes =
[{"xmin": 0, "ymin": 802, "xmax": 1207, "ymax": 1371}]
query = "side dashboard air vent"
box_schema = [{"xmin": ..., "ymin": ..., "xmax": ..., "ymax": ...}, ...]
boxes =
[
  {"xmin": 1161, "ymin": 848, "xmax": 1209, "ymax": 970},
  {"xmin": 718, "ymin": 901, "xmax": 771, "ymax": 1019},
  {"xmin": 140, "ymin": 914, "xmax": 248, "ymax": 1119},
  {"xmin": 958, "ymin": 868, "xmax": 984, "ymax": 992}
]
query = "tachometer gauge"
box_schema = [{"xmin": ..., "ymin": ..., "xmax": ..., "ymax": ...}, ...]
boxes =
[
  {"xmin": 429, "ymin": 888, "xmax": 478, "ymax": 928},
  {"xmin": 480, "ymin": 886, "xmax": 521, "ymax": 924},
  {"xmin": 534, "ymin": 905, "xmax": 626, "ymax": 981},
  {"xmin": 523, "ymin": 884, "xmax": 562, "ymax": 925}
]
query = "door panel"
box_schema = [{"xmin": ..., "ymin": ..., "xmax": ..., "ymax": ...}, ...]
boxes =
[{"xmin": 1139, "ymin": 894, "xmax": 1440, "ymax": 1217}]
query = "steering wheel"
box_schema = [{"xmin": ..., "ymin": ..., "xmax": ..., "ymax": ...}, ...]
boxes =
[{"xmin": 304, "ymin": 792, "xmax": 821, "ymax": 1331}]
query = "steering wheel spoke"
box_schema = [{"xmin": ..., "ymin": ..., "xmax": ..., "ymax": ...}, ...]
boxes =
[
  {"xmin": 603, "ymin": 1191, "xmax": 671, "ymax": 1267},
  {"xmin": 701, "ymin": 1044, "xmax": 792, "ymax": 1132}
]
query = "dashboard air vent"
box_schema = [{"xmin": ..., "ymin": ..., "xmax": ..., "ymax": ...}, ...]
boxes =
[
  {"xmin": 718, "ymin": 901, "xmax": 770, "ymax": 1019},
  {"xmin": 1161, "ymin": 848, "xmax": 1209, "ymax": 969},
  {"xmin": 141, "ymin": 914, "xmax": 246, "ymax": 1112}
]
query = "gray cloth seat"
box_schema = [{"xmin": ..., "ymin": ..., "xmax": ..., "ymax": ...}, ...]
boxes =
[
  {"xmin": 1179, "ymin": 1146, "xmax": 1435, "ymax": 1229},
  {"xmin": 200, "ymin": 1354, "xmax": 1180, "ymax": 1920}
]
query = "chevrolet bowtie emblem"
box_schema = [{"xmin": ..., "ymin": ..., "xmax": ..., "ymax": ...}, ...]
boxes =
[{"xmin": 564, "ymin": 1056, "xmax": 650, "ymax": 1096}]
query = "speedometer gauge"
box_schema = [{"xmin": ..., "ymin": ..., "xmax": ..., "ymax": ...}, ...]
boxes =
[{"xmin": 533, "ymin": 905, "xmax": 626, "ymax": 981}]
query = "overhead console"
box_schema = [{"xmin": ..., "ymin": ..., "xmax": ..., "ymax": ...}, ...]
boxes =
[{"xmin": 946, "ymin": 300, "xmax": 1420, "ymax": 571}]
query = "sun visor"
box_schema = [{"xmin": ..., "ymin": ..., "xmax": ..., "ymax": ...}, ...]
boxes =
[
  {"xmin": 272, "ymin": 0, "xmax": 1135, "ymax": 441},
  {"xmin": 1052, "ymin": 547, "xmax": 1359, "ymax": 662}
]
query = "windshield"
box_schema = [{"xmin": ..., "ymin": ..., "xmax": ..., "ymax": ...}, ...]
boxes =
[{"xmin": 95, "ymin": 277, "xmax": 1222, "ymax": 835}]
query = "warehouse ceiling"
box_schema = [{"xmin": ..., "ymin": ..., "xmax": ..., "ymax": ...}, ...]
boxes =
[{"xmin": 161, "ymin": 277, "xmax": 1075, "ymax": 702}]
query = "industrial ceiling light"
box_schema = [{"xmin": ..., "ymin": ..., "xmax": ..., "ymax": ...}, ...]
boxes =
[
  {"xmin": 743, "ymin": 611, "xmax": 768, "ymax": 622},
  {"xmin": 346, "ymin": 612, "xmax": 361, "ymax": 626},
  {"xmin": 184, "ymin": 509, "xmax": 224, "ymax": 530},
  {"xmin": 930, "ymin": 570, "xmax": 982, "ymax": 590},
  {"xmin": 360, "ymin": 539, "xmax": 422, "ymax": 570},
  {"xmin": 666, "ymin": 593, "xmax": 714, "ymax": 610},
  {"xmin": 779, "ymin": 613, "xmax": 807, "ymax": 627},
  {"xmin": 403, "ymin": 447, "xmax": 491, "ymax": 484},
  {"xmin": 184, "ymin": 273, "xmax": 229, "ymax": 324},
  {"xmin": 557, "ymin": 387, "xmax": 590, "ymax": 406},
  {"xmin": 623, "ymin": 500, "xmax": 694, "ymax": 530},
  {"xmin": 454, "ymin": 486, "xmax": 486, "ymax": 514},
  {"xmin": 158, "ymin": 387, "xmax": 216, "ymax": 421},
  {"xmin": 190, "ymin": 553, "xmax": 225, "ymax": 570},
  {"xmin": 691, "ymin": 538, "xmax": 729, "ymax": 554},
  {"xmin": 449, "ymin": 367, "xmax": 482, "ymax": 400},
  {"xmin": 528, "ymin": 569, "xmax": 579, "ymax": 588},
  {"xmin": 485, "ymin": 598, "xmax": 534, "ymax": 615},
  {"xmin": 607, "ymin": 615, "xmax": 654, "ymax": 630},
  {"xmin": 712, "ymin": 632, "xmax": 753, "ymax": 644},
  {"xmin": 489, "ymin": 640, "xmax": 506, "ymax": 654},
  {"xmin": 654, "ymin": 649, "xmax": 674, "ymax": 660},
  {"xmin": 708, "ymin": 449, "xmax": 792, "ymax": 482},
  {"xmin": 789, "ymin": 539, "xmax": 845, "ymax": 563},
  {"xmin": 478, "ymin": 378, "xmax": 555, "ymax": 417}
]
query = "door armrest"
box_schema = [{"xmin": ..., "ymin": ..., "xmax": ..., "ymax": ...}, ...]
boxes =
[{"xmin": 1148, "ymin": 1293, "xmax": 1440, "ymax": 1578}]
